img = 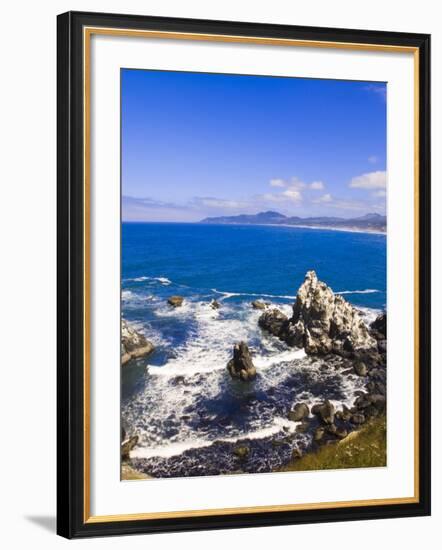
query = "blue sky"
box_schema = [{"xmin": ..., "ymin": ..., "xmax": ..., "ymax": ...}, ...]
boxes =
[{"xmin": 122, "ymin": 69, "xmax": 386, "ymax": 222}]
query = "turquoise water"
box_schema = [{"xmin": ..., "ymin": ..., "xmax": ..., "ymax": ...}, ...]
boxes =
[{"xmin": 121, "ymin": 222, "xmax": 386, "ymax": 477}]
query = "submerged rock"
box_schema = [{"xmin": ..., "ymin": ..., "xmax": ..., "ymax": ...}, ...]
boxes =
[
  {"xmin": 121, "ymin": 319, "xmax": 155, "ymax": 366},
  {"xmin": 168, "ymin": 295, "xmax": 184, "ymax": 307},
  {"xmin": 227, "ymin": 341, "xmax": 257, "ymax": 381},
  {"xmin": 210, "ymin": 299, "xmax": 221, "ymax": 309},
  {"xmin": 251, "ymin": 300, "xmax": 266, "ymax": 310},
  {"xmin": 258, "ymin": 271, "xmax": 377, "ymax": 356}
]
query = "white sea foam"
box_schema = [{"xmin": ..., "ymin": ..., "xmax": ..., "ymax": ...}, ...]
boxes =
[
  {"xmin": 212, "ymin": 288, "xmax": 296, "ymax": 301},
  {"xmin": 156, "ymin": 277, "xmax": 171, "ymax": 285},
  {"xmin": 125, "ymin": 275, "xmax": 172, "ymax": 285},
  {"xmin": 213, "ymin": 287, "xmax": 382, "ymax": 300},
  {"xmin": 151, "ymin": 301, "xmax": 256, "ymax": 376},
  {"xmin": 131, "ymin": 416, "xmax": 299, "ymax": 459},
  {"xmin": 357, "ymin": 306, "xmax": 383, "ymax": 326},
  {"xmin": 254, "ymin": 348, "xmax": 306, "ymax": 368},
  {"xmin": 336, "ymin": 289, "xmax": 380, "ymax": 295}
]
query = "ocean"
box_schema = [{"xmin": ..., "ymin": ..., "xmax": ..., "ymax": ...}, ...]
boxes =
[{"xmin": 121, "ymin": 222, "xmax": 386, "ymax": 477}]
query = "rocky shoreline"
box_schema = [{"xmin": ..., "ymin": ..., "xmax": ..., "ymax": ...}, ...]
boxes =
[
  {"xmin": 223, "ymin": 271, "xmax": 386, "ymax": 462},
  {"xmin": 122, "ymin": 271, "xmax": 386, "ymax": 478},
  {"xmin": 121, "ymin": 319, "xmax": 155, "ymax": 366},
  {"xmin": 259, "ymin": 271, "xmax": 386, "ymax": 450}
]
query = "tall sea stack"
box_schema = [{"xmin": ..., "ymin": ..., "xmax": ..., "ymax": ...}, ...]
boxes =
[{"xmin": 259, "ymin": 271, "xmax": 377, "ymax": 356}]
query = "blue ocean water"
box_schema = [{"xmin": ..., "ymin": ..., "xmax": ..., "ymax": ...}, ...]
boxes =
[
  {"xmin": 122, "ymin": 222, "xmax": 386, "ymax": 308},
  {"xmin": 121, "ymin": 223, "xmax": 386, "ymax": 477}
]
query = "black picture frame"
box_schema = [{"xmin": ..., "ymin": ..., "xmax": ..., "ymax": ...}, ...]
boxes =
[{"xmin": 57, "ymin": 10, "xmax": 431, "ymax": 539}]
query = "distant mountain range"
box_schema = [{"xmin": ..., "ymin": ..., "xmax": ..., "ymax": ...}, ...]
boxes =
[{"xmin": 200, "ymin": 211, "xmax": 386, "ymax": 233}]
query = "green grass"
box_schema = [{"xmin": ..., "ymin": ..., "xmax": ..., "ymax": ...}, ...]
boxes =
[{"xmin": 281, "ymin": 415, "xmax": 386, "ymax": 472}]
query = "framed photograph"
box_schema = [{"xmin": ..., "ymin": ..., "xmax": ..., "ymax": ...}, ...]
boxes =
[{"xmin": 57, "ymin": 11, "xmax": 431, "ymax": 538}]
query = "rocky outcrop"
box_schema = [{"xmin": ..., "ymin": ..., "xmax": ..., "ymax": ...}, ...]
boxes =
[
  {"xmin": 251, "ymin": 300, "xmax": 267, "ymax": 310},
  {"xmin": 370, "ymin": 313, "xmax": 387, "ymax": 354},
  {"xmin": 168, "ymin": 295, "xmax": 184, "ymax": 307},
  {"xmin": 121, "ymin": 319, "xmax": 155, "ymax": 366},
  {"xmin": 258, "ymin": 308, "xmax": 290, "ymax": 337},
  {"xmin": 288, "ymin": 402, "xmax": 310, "ymax": 422},
  {"xmin": 371, "ymin": 313, "xmax": 386, "ymax": 338},
  {"xmin": 312, "ymin": 400, "xmax": 335, "ymax": 424},
  {"xmin": 227, "ymin": 342, "xmax": 257, "ymax": 381},
  {"xmin": 121, "ymin": 434, "xmax": 138, "ymax": 460},
  {"xmin": 210, "ymin": 299, "xmax": 221, "ymax": 309},
  {"xmin": 259, "ymin": 271, "xmax": 376, "ymax": 356}
]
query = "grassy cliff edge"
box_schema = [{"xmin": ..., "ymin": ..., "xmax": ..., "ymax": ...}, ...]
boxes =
[{"xmin": 280, "ymin": 415, "xmax": 386, "ymax": 472}]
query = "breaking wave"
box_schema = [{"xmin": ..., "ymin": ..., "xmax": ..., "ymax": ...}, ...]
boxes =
[
  {"xmin": 336, "ymin": 289, "xmax": 380, "ymax": 295},
  {"xmin": 122, "ymin": 292, "xmax": 370, "ymax": 474}
]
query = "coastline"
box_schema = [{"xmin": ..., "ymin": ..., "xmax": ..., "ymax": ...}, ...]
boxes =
[
  {"xmin": 265, "ymin": 223, "xmax": 386, "ymax": 235},
  {"xmin": 200, "ymin": 222, "xmax": 386, "ymax": 236}
]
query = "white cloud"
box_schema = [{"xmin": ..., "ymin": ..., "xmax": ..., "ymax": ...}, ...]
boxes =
[
  {"xmin": 269, "ymin": 176, "xmax": 307, "ymax": 190},
  {"xmin": 283, "ymin": 189, "xmax": 303, "ymax": 202},
  {"xmin": 289, "ymin": 177, "xmax": 306, "ymax": 190},
  {"xmin": 349, "ymin": 170, "xmax": 387, "ymax": 190},
  {"xmin": 269, "ymin": 178, "xmax": 286, "ymax": 188},
  {"xmin": 266, "ymin": 176, "xmax": 308, "ymax": 203},
  {"xmin": 310, "ymin": 181, "xmax": 325, "ymax": 190},
  {"xmin": 372, "ymin": 190, "xmax": 387, "ymax": 198}
]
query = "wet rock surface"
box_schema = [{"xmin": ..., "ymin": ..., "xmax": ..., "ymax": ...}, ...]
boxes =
[
  {"xmin": 288, "ymin": 402, "xmax": 309, "ymax": 422},
  {"xmin": 121, "ymin": 319, "xmax": 155, "ymax": 366},
  {"xmin": 227, "ymin": 342, "xmax": 257, "ymax": 381},
  {"xmin": 168, "ymin": 295, "xmax": 184, "ymax": 307}
]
